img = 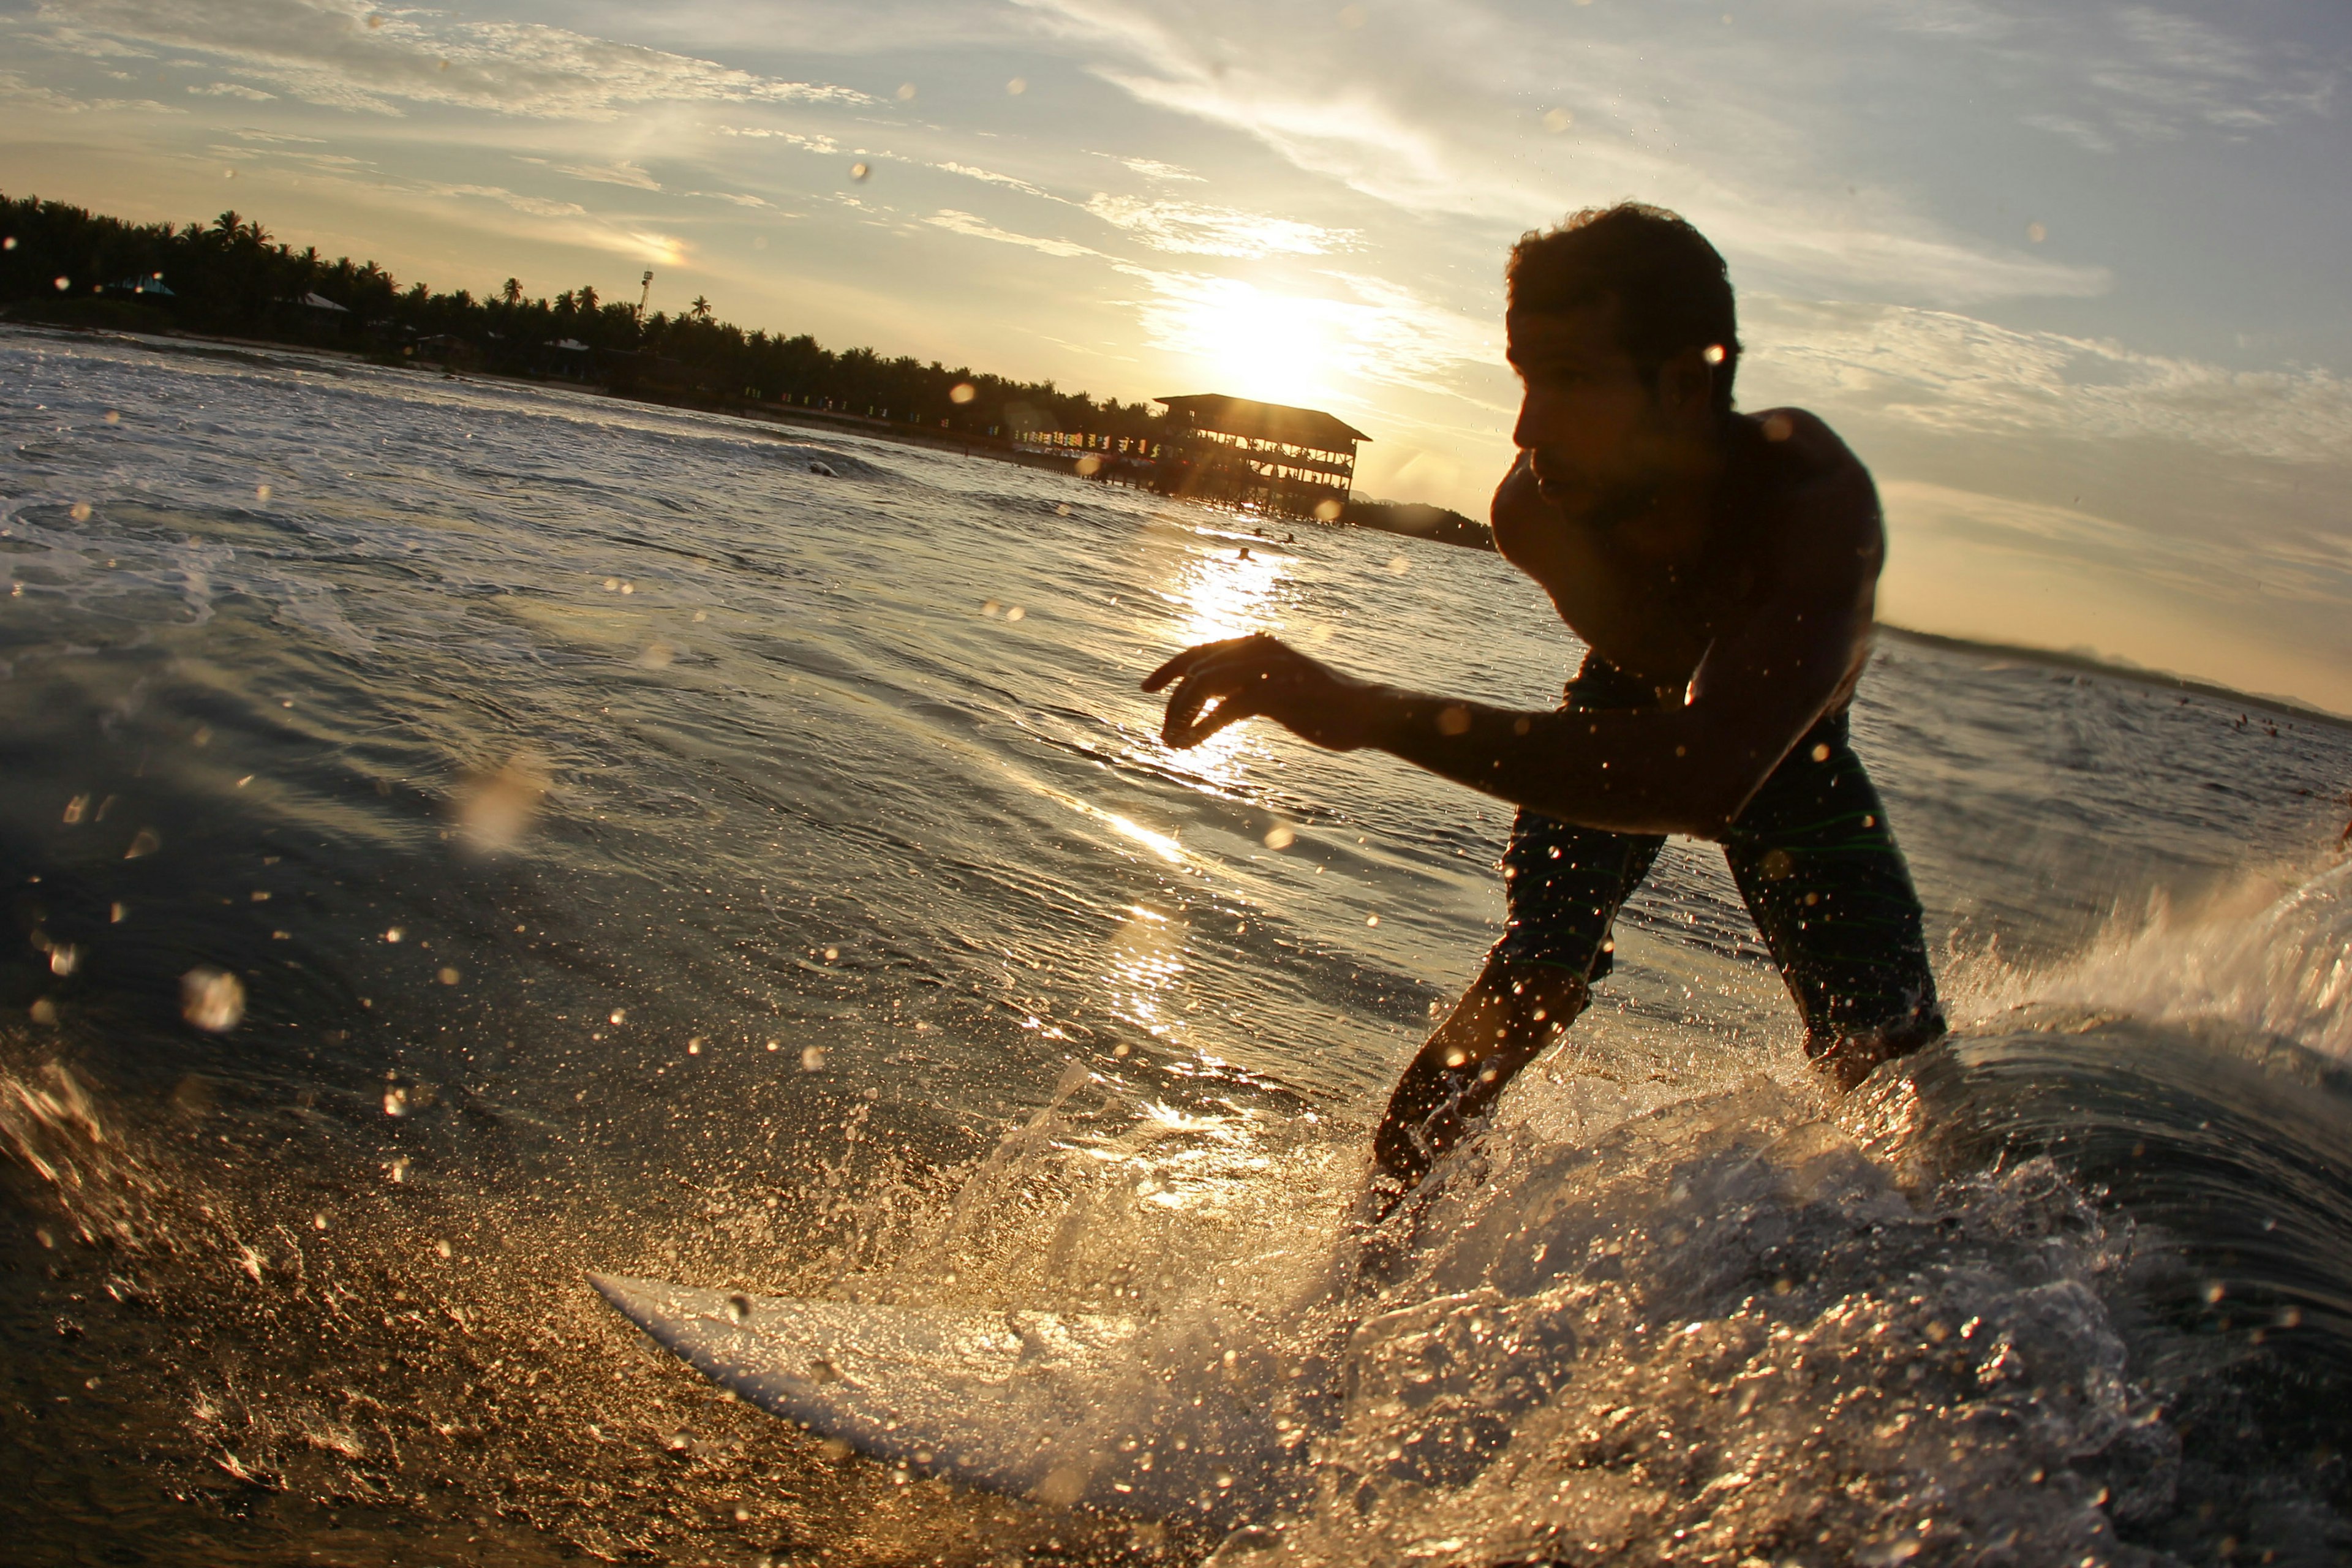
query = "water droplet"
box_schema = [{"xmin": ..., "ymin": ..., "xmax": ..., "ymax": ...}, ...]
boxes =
[
  {"xmin": 48, "ymin": 945, "xmax": 78, "ymax": 977},
  {"xmin": 104, "ymin": 410, "xmax": 121, "ymax": 424},
  {"xmin": 609, "ymin": 1009, "xmax": 627, "ymax": 1025},
  {"xmin": 1005, "ymin": 606, "xmax": 1025, "ymax": 622},
  {"xmin": 435, "ymin": 1238, "xmax": 453, "ymax": 1259},
  {"xmin": 1006, "ymin": 77, "xmax": 1027, "ymax": 95},
  {"xmin": 1262, "ymin": 824, "xmax": 1294, "ymax": 850},
  {"xmin": 312, "ymin": 1212, "xmax": 328, "ymax": 1231},
  {"xmin": 687, "ymin": 1036, "xmax": 704, "ymax": 1054},
  {"xmin": 124, "ymin": 827, "xmax": 160, "ymax": 859},
  {"xmin": 981, "ymin": 599, "xmax": 1000, "ymax": 616},
  {"xmin": 665, "ymin": 1429, "xmax": 691, "ymax": 1452},
  {"xmin": 1542, "ymin": 107, "xmax": 1572, "ymax": 132},
  {"xmin": 2026, "ymin": 221, "xmax": 2048, "ymax": 244},
  {"xmin": 384, "ymin": 927, "xmax": 404, "ymax": 943},
  {"xmin": 437, "ymin": 967, "xmax": 461, "ymax": 986},
  {"xmin": 255, "ymin": 484, "xmax": 272, "ymax": 502},
  {"xmin": 383, "ymin": 1085, "xmax": 411, "ymax": 1117},
  {"xmin": 895, "ymin": 82, "xmax": 916, "ymax": 101},
  {"xmin": 949, "ymin": 382, "xmax": 976, "ymax": 404},
  {"xmin": 725, "ymin": 1292, "xmax": 753, "ymax": 1324},
  {"xmin": 801, "ymin": 1046, "xmax": 826, "ymax": 1072},
  {"xmin": 822, "ymin": 946, "xmax": 839, "ymax": 962},
  {"xmin": 1387, "ymin": 555, "xmax": 1409, "ymax": 574},
  {"xmin": 1365, "ymin": 913, "xmax": 1380, "ymax": 927},
  {"xmin": 639, "ymin": 640, "xmax": 676, "ymax": 669},
  {"xmin": 180, "ymin": 967, "xmax": 245, "ymax": 1032},
  {"xmin": 1055, "ymin": 503, "xmax": 1071, "ymax": 517},
  {"xmin": 850, "ymin": 162, "xmax": 871, "ymax": 183}
]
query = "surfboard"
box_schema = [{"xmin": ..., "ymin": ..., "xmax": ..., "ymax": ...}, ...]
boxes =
[{"xmin": 589, "ymin": 1273, "xmax": 1295, "ymax": 1525}]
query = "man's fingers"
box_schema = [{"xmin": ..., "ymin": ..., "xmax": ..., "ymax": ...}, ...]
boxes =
[
  {"xmin": 1142, "ymin": 635, "xmax": 1252, "ymax": 693},
  {"xmin": 1158, "ymin": 649, "xmax": 1268, "ymax": 747},
  {"xmin": 1165, "ymin": 681, "xmax": 1258, "ymax": 748},
  {"xmin": 1159, "ymin": 666, "xmax": 1235, "ymax": 747}
]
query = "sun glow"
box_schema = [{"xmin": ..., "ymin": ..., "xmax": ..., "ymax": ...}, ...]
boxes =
[{"xmin": 1140, "ymin": 274, "xmax": 1343, "ymax": 408}]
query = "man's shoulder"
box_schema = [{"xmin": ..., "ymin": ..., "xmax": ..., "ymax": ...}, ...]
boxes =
[
  {"xmin": 1733, "ymin": 408, "xmax": 1883, "ymax": 581},
  {"xmin": 1744, "ymin": 406, "xmax": 1867, "ymax": 485}
]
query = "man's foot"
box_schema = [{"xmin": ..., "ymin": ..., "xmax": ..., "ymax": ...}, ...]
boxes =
[{"xmin": 1806, "ymin": 1011, "xmax": 1948, "ymax": 1092}]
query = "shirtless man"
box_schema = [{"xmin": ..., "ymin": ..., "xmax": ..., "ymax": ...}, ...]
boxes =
[{"xmin": 1142, "ymin": 204, "xmax": 1945, "ymax": 1203}]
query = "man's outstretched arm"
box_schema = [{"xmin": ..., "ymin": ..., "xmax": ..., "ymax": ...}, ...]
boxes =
[{"xmin": 1143, "ymin": 481, "xmax": 1880, "ymax": 839}]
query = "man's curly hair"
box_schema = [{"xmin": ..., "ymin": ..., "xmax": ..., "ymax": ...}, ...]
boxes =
[{"xmin": 1507, "ymin": 203, "xmax": 1740, "ymax": 417}]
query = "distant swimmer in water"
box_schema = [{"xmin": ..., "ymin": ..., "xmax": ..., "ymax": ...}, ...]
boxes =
[{"xmin": 1142, "ymin": 204, "xmax": 1945, "ymax": 1207}]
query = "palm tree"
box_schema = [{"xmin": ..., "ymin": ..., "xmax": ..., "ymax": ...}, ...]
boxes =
[
  {"xmin": 690, "ymin": 295, "xmax": 712, "ymax": 321},
  {"xmin": 502, "ymin": 277, "xmax": 523, "ymax": 306}
]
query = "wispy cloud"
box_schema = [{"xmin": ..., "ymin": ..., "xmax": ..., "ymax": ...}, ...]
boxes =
[
  {"xmin": 1012, "ymin": 0, "xmax": 2114, "ymax": 307},
  {"xmin": 188, "ymin": 81, "xmax": 273, "ymax": 100},
  {"xmin": 922, "ymin": 208, "xmax": 1101, "ymax": 259},
  {"xmin": 29, "ymin": 0, "xmax": 873, "ymax": 119},
  {"xmin": 1747, "ymin": 296, "xmax": 2352, "ymax": 465},
  {"xmin": 539, "ymin": 159, "xmax": 662, "ymax": 191},
  {"xmin": 934, "ymin": 160, "xmax": 1056, "ymax": 200},
  {"xmin": 1083, "ymin": 194, "xmax": 1352, "ymax": 258}
]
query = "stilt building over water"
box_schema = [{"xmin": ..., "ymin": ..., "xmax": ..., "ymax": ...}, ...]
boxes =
[{"xmin": 1150, "ymin": 394, "xmax": 1369, "ymax": 521}]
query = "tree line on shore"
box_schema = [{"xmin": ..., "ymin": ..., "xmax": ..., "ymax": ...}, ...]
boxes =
[{"xmin": 0, "ymin": 192, "xmax": 1169, "ymax": 444}]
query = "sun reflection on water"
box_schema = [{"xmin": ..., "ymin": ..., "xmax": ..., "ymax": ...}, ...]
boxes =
[
  {"xmin": 1156, "ymin": 530, "xmax": 1294, "ymax": 786},
  {"xmin": 1106, "ymin": 903, "xmax": 1186, "ymax": 1041}
]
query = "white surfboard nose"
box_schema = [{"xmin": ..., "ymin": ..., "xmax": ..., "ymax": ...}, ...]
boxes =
[{"xmin": 584, "ymin": 1271, "xmax": 1295, "ymax": 1528}]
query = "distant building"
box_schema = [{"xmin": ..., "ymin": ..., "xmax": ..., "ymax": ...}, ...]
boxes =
[{"xmin": 1151, "ymin": 394, "xmax": 1368, "ymax": 521}]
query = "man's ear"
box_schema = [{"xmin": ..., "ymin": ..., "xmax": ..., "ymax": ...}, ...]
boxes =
[{"xmin": 1654, "ymin": 348, "xmax": 1714, "ymax": 420}]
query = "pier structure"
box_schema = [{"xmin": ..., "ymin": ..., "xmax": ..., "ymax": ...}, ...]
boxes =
[{"xmin": 1149, "ymin": 394, "xmax": 1368, "ymax": 521}]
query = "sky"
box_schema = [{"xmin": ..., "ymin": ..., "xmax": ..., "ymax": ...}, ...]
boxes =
[{"xmin": 4, "ymin": 0, "xmax": 2350, "ymax": 713}]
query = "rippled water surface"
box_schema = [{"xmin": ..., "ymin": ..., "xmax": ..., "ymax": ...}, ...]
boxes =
[{"xmin": 4, "ymin": 326, "xmax": 2352, "ymax": 1567}]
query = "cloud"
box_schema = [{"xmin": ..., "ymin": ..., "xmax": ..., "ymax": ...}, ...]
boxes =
[
  {"xmin": 435, "ymin": 183, "xmax": 591, "ymax": 220},
  {"xmin": 187, "ymin": 80, "xmax": 273, "ymax": 99},
  {"xmin": 1082, "ymin": 194, "xmax": 1352, "ymax": 258},
  {"xmin": 1104, "ymin": 154, "xmax": 1202, "ymax": 182},
  {"xmin": 1012, "ymin": 0, "xmax": 2113, "ymax": 307},
  {"xmin": 0, "ymin": 70, "xmax": 181, "ymax": 113},
  {"xmin": 934, "ymin": 160, "xmax": 1056, "ymax": 200},
  {"xmin": 1746, "ymin": 296, "xmax": 2352, "ymax": 465},
  {"xmin": 688, "ymin": 190, "xmax": 776, "ymax": 208},
  {"xmin": 543, "ymin": 159, "xmax": 662, "ymax": 190},
  {"xmin": 29, "ymin": 0, "xmax": 873, "ymax": 120},
  {"xmin": 717, "ymin": 125, "xmax": 841, "ymax": 154},
  {"xmin": 922, "ymin": 209, "xmax": 1102, "ymax": 259}
]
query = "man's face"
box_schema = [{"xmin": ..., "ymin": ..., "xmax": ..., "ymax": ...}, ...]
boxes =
[{"xmin": 1506, "ymin": 300, "xmax": 1679, "ymax": 527}]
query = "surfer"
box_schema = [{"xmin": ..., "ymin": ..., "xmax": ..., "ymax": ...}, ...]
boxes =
[{"xmin": 1142, "ymin": 204, "xmax": 1945, "ymax": 1202}]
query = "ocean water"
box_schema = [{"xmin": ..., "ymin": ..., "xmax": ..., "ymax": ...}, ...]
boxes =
[{"xmin": 2, "ymin": 323, "xmax": 2350, "ymax": 1567}]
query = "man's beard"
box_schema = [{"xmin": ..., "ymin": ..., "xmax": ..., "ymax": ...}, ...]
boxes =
[{"xmin": 1538, "ymin": 466, "xmax": 1659, "ymax": 532}]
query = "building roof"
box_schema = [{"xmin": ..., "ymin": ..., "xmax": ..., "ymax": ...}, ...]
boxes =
[{"xmin": 1156, "ymin": 394, "xmax": 1370, "ymax": 451}]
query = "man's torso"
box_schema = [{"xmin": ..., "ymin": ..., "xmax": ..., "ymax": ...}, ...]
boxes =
[{"xmin": 1492, "ymin": 408, "xmax": 1883, "ymax": 710}]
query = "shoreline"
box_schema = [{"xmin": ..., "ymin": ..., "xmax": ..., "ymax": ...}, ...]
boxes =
[{"xmin": 11, "ymin": 318, "xmax": 2343, "ymax": 728}]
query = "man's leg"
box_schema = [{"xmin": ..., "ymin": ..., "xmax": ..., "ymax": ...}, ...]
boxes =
[
  {"xmin": 1722, "ymin": 710, "xmax": 1945, "ymax": 1090},
  {"xmin": 1371, "ymin": 804, "xmax": 1663, "ymax": 1201}
]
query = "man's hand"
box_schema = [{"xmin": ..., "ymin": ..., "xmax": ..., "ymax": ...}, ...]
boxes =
[{"xmin": 1142, "ymin": 633, "xmax": 1385, "ymax": 751}]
